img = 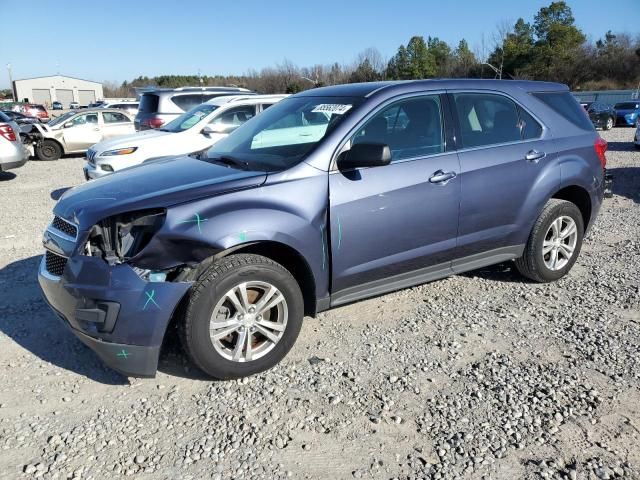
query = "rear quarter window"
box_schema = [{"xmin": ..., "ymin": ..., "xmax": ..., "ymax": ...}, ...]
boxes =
[
  {"xmin": 533, "ymin": 92, "xmax": 593, "ymax": 130},
  {"xmin": 171, "ymin": 94, "xmax": 204, "ymax": 111},
  {"xmin": 138, "ymin": 94, "xmax": 160, "ymax": 113}
]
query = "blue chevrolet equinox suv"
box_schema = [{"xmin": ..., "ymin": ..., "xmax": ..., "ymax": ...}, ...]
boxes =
[{"xmin": 39, "ymin": 80, "xmax": 611, "ymax": 379}]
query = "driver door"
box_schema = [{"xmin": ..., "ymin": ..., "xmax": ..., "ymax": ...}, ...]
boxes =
[
  {"xmin": 329, "ymin": 94, "xmax": 461, "ymax": 303},
  {"xmin": 62, "ymin": 113, "xmax": 103, "ymax": 152}
]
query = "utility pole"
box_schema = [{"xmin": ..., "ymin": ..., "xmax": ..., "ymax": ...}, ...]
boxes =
[{"xmin": 6, "ymin": 63, "xmax": 14, "ymax": 101}]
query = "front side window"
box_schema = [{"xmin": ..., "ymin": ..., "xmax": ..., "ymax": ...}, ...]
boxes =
[
  {"xmin": 352, "ymin": 95, "xmax": 444, "ymax": 161},
  {"xmin": 160, "ymin": 104, "xmax": 218, "ymax": 133},
  {"xmin": 206, "ymin": 96, "xmax": 363, "ymax": 172},
  {"xmin": 209, "ymin": 105, "xmax": 256, "ymax": 127},
  {"xmin": 71, "ymin": 113, "xmax": 98, "ymax": 126},
  {"xmin": 103, "ymin": 111, "xmax": 130, "ymax": 124}
]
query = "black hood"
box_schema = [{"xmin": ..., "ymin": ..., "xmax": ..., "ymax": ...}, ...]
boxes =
[{"xmin": 55, "ymin": 156, "xmax": 266, "ymax": 229}]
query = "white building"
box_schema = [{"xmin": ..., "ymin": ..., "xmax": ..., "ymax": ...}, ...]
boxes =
[{"xmin": 13, "ymin": 75, "xmax": 104, "ymax": 107}]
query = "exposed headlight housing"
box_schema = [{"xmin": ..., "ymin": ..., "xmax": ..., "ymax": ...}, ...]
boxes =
[
  {"xmin": 102, "ymin": 147, "xmax": 138, "ymax": 156},
  {"xmin": 87, "ymin": 209, "xmax": 165, "ymax": 265}
]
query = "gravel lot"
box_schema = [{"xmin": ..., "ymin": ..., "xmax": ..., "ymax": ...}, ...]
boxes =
[{"xmin": 0, "ymin": 128, "xmax": 638, "ymax": 480}]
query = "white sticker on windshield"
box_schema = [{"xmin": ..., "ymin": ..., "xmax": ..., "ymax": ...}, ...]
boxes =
[{"xmin": 312, "ymin": 104, "xmax": 352, "ymax": 115}]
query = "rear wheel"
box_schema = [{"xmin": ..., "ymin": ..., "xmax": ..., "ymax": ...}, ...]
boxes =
[
  {"xmin": 180, "ymin": 254, "xmax": 304, "ymax": 379},
  {"xmin": 36, "ymin": 139, "xmax": 62, "ymax": 161},
  {"xmin": 515, "ymin": 199, "xmax": 584, "ymax": 283}
]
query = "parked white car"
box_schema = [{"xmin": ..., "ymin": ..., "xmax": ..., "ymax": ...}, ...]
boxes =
[
  {"xmin": 83, "ymin": 94, "xmax": 287, "ymax": 179},
  {"xmin": 0, "ymin": 112, "xmax": 29, "ymax": 172}
]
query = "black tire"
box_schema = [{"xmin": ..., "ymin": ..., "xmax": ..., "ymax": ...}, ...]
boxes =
[
  {"xmin": 36, "ymin": 139, "xmax": 62, "ymax": 161},
  {"xmin": 604, "ymin": 116, "xmax": 614, "ymax": 131},
  {"xmin": 515, "ymin": 199, "xmax": 584, "ymax": 283},
  {"xmin": 179, "ymin": 254, "xmax": 304, "ymax": 379}
]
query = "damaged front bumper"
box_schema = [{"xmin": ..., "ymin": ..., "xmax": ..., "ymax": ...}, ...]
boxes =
[{"xmin": 38, "ymin": 254, "xmax": 191, "ymax": 377}]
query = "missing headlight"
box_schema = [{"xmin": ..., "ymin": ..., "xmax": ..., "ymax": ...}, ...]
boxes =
[{"xmin": 88, "ymin": 209, "xmax": 166, "ymax": 265}]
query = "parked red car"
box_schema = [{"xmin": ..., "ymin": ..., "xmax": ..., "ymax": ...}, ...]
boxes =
[{"xmin": 12, "ymin": 103, "xmax": 49, "ymax": 122}]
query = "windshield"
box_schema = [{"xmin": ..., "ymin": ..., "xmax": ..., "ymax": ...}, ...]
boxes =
[
  {"xmin": 206, "ymin": 96, "xmax": 362, "ymax": 172},
  {"xmin": 160, "ymin": 104, "xmax": 218, "ymax": 133},
  {"xmin": 48, "ymin": 112, "xmax": 76, "ymax": 127},
  {"xmin": 614, "ymin": 102, "xmax": 639, "ymax": 110}
]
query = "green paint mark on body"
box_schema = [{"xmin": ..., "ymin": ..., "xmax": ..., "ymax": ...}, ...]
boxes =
[
  {"xmin": 180, "ymin": 213, "xmax": 208, "ymax": 233},
  {"xmin": 117, "ymin": 350, "xmax": 130, "ymax": 359},
  {"xmin": 238, "ymin": 231, "xmax": 247, "ymax": 242},
  {"xmin": 143, "ymin": 290, "xmax": 160, "ymax": 310}
]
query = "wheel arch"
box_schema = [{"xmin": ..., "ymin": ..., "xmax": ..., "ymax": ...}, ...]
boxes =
[
  {"xmin": 550, "ymin": 184, "xmax": 592, "ymax": 230},
  {"xmin": 186, "ymin": 240, "xmax": 318, "ymax": 318},
  {"xmin": 38, "ymin": 137, "xmax": 65, "ymax": 158}
]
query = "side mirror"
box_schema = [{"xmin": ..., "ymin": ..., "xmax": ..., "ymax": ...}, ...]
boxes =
[
  {"xmin": 337, "ymin": 142, "xmax": 392, "ymax": 171},
  {"xmin": 63, "ymin": 121, "xmax": 74, "ymax": 128},
  {"xmin": 202, "ymin": 123, "xmax": 237, "ymax": 135}
]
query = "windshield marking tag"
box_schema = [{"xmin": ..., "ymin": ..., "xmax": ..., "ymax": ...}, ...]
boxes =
[{"xmin": 311, "ymin": 104, "xmax": 352, "ymax": 115}]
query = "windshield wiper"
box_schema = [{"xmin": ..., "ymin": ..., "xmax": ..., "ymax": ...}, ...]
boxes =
[{"xmin": 209, "ymin": 155, "xmax": 251, "ymax": 170}]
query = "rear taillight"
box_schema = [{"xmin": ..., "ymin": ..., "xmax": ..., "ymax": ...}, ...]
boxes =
[
  {"xmin": 144, "ymin": 117, "xmax": 164, "ymax": 129},
  {"xmin": 594, "ymin": 136, "xmax": 608, "ymax": 169},
  {"xmin": 0, "ymin": 124, "xmax": 17, "ymax": 142}
]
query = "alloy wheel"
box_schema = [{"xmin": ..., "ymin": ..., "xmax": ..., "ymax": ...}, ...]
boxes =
[
  {"xmin": 209, "ymin": 281, "xmax": 288, "ymax": 362},
  {"xmin": 542, "ymin": 216, "xmax": 578, "ymax": 271}
]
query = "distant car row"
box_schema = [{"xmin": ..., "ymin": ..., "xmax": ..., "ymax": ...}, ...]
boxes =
[{"xmin": 580, "ymin": 101, "xmax": 640, "ymax": 129}]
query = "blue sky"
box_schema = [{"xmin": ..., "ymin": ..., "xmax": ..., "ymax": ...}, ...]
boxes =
[{"xmin": 2, "ymin": 0, "xmax": 638, "ymax": 88}]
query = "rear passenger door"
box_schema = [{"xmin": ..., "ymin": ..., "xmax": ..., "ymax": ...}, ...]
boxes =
[{"xmin": 450, "ymin": 91, "xmax": 553, "ymax": 264}]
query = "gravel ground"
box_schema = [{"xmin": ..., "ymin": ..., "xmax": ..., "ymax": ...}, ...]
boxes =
[{"xmin": 0, "ymin": 128, "xmax": 638, "ymax": 480}]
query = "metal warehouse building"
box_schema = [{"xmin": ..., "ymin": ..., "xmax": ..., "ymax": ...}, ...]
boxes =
[{"xmin": 12, "ymin": 75, "xmax": 103, "ymax": 107}]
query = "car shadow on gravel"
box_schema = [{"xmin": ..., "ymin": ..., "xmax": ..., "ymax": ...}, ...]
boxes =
[
  {"xmin": 606, "ymin": 141, "xmax": 637, "ymax": 152},
  {"xmin": 607, "ymin": 166, "xmax": 640, "ymax": 204},
  {"xmin": 0, "ymin": 172, "xmax": 17, "ymax": 181},
  {"xmin": 459, "ymin": 261, "xmax": 531, "ymax": 283}
]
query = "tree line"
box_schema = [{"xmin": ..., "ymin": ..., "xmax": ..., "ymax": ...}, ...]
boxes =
[{"xmin": 104, "ymin": 1, "xmax": 639, "ymax": 98}]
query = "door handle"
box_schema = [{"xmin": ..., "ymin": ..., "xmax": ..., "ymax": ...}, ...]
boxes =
[
  {"xmin": 525, "ymin": 150, "xmax": 546, "ymax": 162},
  {"xmin": 93, "ymin": 128, "xmax": 100, "ymax": 131},
  {"xmin": 429, "ymin": 170, "xmax": 457, "ymax": 184}
]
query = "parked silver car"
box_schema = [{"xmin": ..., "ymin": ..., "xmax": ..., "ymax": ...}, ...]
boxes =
[
  {"xmin": 0, "ymin": 112, "xmax": 29, "ymax": 172},
  {"xmin": 134, "ymin": 86, "xmax": 253, "ymax": 131},
  {"xmin": 29, "ymin": 108, "xmax": 135, "ymax": 161}
]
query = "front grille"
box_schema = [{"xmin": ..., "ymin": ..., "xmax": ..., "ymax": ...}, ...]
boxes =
[
  {"xmin": 51, "ymin": 216, "xmax": 78, "ymax": 238},
  {"xmin": 45, "ymin": 251, "xmax": 67, "ymax": 276}
]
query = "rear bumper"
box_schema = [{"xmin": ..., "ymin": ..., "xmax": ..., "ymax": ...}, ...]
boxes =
[
  {"xmin": 0, "ymin": 142, "xmax": 29, "ymax": 171},
  {"xmin": 38, "ymin": 254, "xmax": 191, "ymax": 377}
]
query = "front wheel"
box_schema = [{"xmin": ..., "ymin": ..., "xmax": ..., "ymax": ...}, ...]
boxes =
[
  {"xmin": 180, "ymin": 254, "xmax": 304, "ymax": 379},
  {"xmin": 35, "ymin": 139, "xmax": 62, "ymax": 161},
  {"xmin": 515, "ymin": 199, "xmax": 584, "ymax": 283}
]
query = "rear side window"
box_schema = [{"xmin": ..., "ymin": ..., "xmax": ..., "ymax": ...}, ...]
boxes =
[
  {"xmin": 138, "ymin": 94, "xmax": 159, "ymax": 113},
  {"xmin": 171, "ymin": 94, "xmax": 204, "ymax": 111},
  {"xmin": 453, "ymin": 93, "xmax": 521, "ymax": 148},
  {"xmin": 533, "ymin": 92, "xmax": 593, "ymax": 130},
  {"xmin": 518, "ymin": 107, "xmax": 543, "ymax": 140},
  {"xmin": 103, "ymin": 112, "xmax": 130, "ymax": 123}
]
